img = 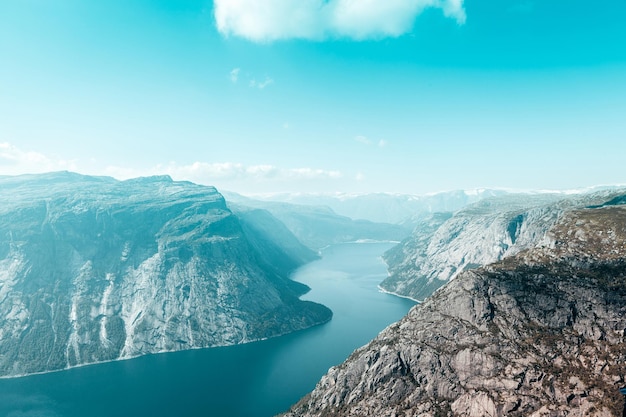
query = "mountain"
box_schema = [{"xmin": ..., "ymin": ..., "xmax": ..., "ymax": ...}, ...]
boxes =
[
  {"xmin": 242, "ymin": 189, "xmax": 509, "ymax": 225},
  {"xmin": 282, "ymin": 198, "xmax": 626, "ymax": 416},
  {"xmin": 380, "ymin": 190, "xmax": 626, "ymax": 301},
  {"xmin": 223, "ymin": 192, "xmax": 410, "ymax": 250},
  {"xmin": 0, "ymin": 172, "xmax": 331, "ymax": 378},
  {"xmin": 231, "ymin": 205, "xmax": 320, "ymax": 272}
]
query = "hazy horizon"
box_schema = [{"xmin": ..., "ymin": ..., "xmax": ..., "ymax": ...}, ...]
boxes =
[{"xmin": 1, "ymin": 1, "xmax": 625, "ymax": 195}]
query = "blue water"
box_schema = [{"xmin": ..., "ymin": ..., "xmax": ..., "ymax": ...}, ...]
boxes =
[{"xmin": 0, "ymin": 242, "xmax": 415, "ymax": 417}]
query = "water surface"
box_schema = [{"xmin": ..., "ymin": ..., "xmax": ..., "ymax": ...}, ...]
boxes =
[{"xmin": 0, "ymin": 242, "xmax": 415, "ymax": 417}]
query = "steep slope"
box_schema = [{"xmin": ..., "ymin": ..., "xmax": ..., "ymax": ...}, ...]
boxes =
[
  {"xmin": 223, "ymin": 192, "xmax": 410, "ymax": 250},
  {"xmin": 232, "ymin": 205, "xmax": 320, "ymax": 275},
  {"xmin": 381, "ymin": 190, "xmax": 625, "ymax": 301},
  {"xmin": 0, "ymin": 172, "xmax": 331, "ymax": 378},
  {"xmin": 282, "ymin": 204, "xmax": 626, "ymax": 417}
]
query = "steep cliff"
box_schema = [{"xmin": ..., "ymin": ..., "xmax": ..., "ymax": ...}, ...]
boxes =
[
  {"xmin": 381, "ymin": 191, "xmax": 625, "ymax": 301},
  {"xmin": 283, "ymin": 203, "xmax": 626, "ymax": 417},
  {"xmin": 0, "ymin": 172, "xmax": 331, "ymax": 378}
]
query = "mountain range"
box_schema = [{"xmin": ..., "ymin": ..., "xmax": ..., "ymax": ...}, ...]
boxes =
[
  {"xmin": 241, "ymin": 189, "xmax": 509, "ymax": 225},
  {"xmin": 3, "ymin": 172, "xmax": 626, "ymax": 416},
  {"xmin": 223, "ymin": 191, "xmax": 411, "ymax": 250},
  {"xmin": 380, "ymin": 189, "xmax": 626, "ymax": 301},
  {"xmin": 282, "ymin": 191, "xmax": 626, "ymax": 417}
]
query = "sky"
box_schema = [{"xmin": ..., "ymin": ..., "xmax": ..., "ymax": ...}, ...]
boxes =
[{"xmin": 1, "ymin": 0, "xmax": 625, "ymax": 195}]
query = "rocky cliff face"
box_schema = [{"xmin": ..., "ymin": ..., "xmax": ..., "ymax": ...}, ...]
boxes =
[
  {"xmin": 381, "ymin": 191, "xmax": 625, "ymax": 301},
  {"xmin": 0, "ymin": 172, "xmax": 331, "ymax": 378},
  {"xmin": 282, "ymin": 203, "xmax": 626, "ymax": 417}
]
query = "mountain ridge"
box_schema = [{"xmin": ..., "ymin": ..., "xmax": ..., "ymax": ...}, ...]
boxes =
[
  {"xmin": 281, "ymin": 200, "xmax": 626, "ymax": 417},
  {"xmin": 0, "ymin": 172, "xmax": 331, "ymax": 378},
  {"xmin": 380, "ymin": 189, "xmax": 626, "ymax": 301}
]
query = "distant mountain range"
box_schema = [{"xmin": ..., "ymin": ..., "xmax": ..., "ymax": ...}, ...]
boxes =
[
  {"xmin": 381, "ymin": 189, "xmax": 626, "ymax": 301},
  {"xmin": 241, "ymin": 186, "xmax": 623, "ymax": 226},
  {"xmin": 242, "ymin": 187, "xmax": 626, "ymax": 303},
  {"xmin": 223, "ymin": 191, "xmax": 411, "ymax": 250},
  {"xmin": 237, "ymin": 189, "xmax": 509, "ymax": 225}
]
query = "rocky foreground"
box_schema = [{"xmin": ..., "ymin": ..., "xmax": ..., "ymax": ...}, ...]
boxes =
[{"xmin": 283, "ymin": 204, "xmax": 626, "ymax": 416}]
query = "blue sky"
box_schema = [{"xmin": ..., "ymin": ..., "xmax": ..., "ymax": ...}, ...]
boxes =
[{"xmin": 1, "ymin": 0, "xmax": 625, "ymax": 194}]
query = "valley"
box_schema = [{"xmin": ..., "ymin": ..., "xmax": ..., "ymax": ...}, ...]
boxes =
[
  {"xmin": 1, "ymin": 172, "xmax": 626, "ymax": 416},
  {"xmin": 2, "ymin": 2, "xmax": 623, "ymax": 415},
  {"xmin": 0, "ymin": 242, "xmax": 414, "ymax": 417}
]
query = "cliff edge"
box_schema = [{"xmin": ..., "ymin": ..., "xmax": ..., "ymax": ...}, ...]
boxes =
[{"xmin": 283, "ymin": 204, "xmax": 626, "ymax": 416}]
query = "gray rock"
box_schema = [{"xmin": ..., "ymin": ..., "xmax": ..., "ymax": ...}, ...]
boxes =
[
  {"xmin": 381, "ymin": 190, "xmax": 626, "ymax": 301},
  {"xmin": 0, "ymin": 172, "xmax": 331, "ymax": 378},
  {"xmin": 282, "ymin": 204, "xmax": 626, "ymax": 417}
]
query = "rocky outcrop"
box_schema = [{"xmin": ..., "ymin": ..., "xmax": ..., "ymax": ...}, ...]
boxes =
[
  {"xmin": 381, "ymin": 190, "xmax": 626, "ymax": 301},
  {"xmin": 282, "ymin": 204, "xmax": 626, "ymax": 416},
  {"xmin": 0, "ymin": 172, "xmax": 331, "ymax": 378}
]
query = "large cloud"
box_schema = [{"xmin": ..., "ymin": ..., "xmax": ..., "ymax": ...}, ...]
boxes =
[
  {"xmin": 214, "ymin": 0, "xmax": 466, "ymax": 42},
  {"xmin": 0, "ymin": 142, "xmax": 343, "ymax": 193},
  {"xmin": 103, "ymin": 161, "xmax": 343, "ymax": 193},
  {"xmin": 105, "ymin": 161, "xmax": 342, "ymax": 184},
  {"xmin": 0, "ymin": 142, "xmax": 77, "ymax": 174}
]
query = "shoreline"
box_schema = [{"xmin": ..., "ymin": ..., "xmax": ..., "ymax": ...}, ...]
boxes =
[
  {"xmin": 377, "ymin": 285, "xmax": 422, "ymax": 303},
  {"xmin": 316, "ymin": 239, "xmax": 401, "ymax": 253},
  {"xmin": 2, "ymin": 241, "xmax": 399, "ymax": 381},
  {"xmin": 0, "ymin": 314, "xmax": 332, "ymax": 381}
]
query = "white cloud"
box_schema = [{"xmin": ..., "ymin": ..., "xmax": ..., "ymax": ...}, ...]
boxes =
[
  {"xmin": 230, "ymin": 67, "xmax": 241, "ymax": 83},
  {"xmin": 231, "ymin": 68, "xmax": 274, "ymax": 89},
  {"xmin": 440, "ymin": 0, "xmax": 466, "ymax": 23},
  {"xmin": 286, "ymin": 167, "xmax": 342, "ymax": 179},
  {"xmin": 249, "ymin": 76, "xmax": 274, "ymax": 89},
  {"xmin": 0, "ymin": 142, "xmax": 77, "ymax": 174},
  {"xmin": 104, "ymin": 161, "xmax": 342, "ymax": 184},
  {"xmin": 214, "ymin": 0, "xmax": 466, "ymax": 42},
  {"xmin": 215, "ymin": 0, "xmax": 326, "ymax": 42},
  {"xmin": 355, "ymin": 136, "xmax": 388, "ymax": 148},
  {"xmin": 0, "ymin": 142, "xmax": 344, "ymax": 193}
]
